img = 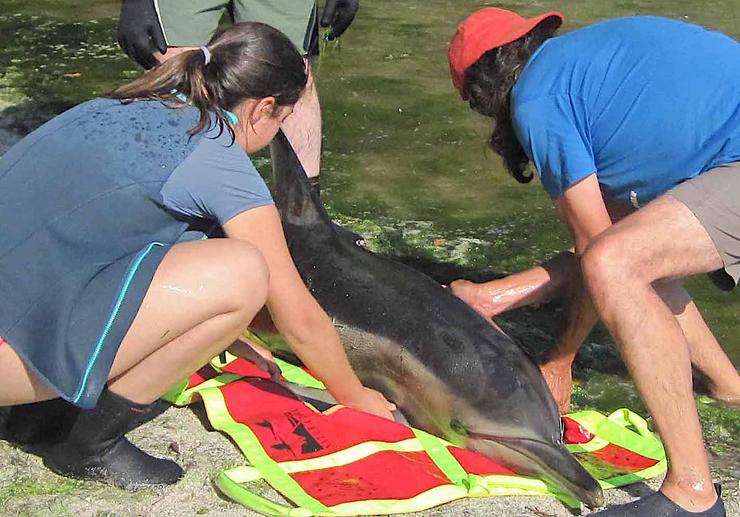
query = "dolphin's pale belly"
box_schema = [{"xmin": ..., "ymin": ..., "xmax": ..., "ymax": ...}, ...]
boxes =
[{"xmin": 335, "ymin": 321, "xmax": 462, "ymax": 438}]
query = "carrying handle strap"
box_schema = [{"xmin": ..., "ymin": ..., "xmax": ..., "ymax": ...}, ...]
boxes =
[
  {"xmin": 216, "ymin": 467, "xmax": 317, "ymax": 517},
  {"xmin": 607, "ymin": 408, "xmax": 652, "ymax": 440}
]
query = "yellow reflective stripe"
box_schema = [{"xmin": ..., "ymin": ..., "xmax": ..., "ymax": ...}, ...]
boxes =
[
  {"xmin": 411, "ymin": 429, "xmax": 469, "ymax": 487},
  {"xmin": 566, "ymin": 409, "xmax": 664, "ymax": 460},
  {"xmin": 278, "ymin": 438, "xmax": 422, "ymax": 473},
  {"xmin": 162, "ymin": 373, "xmax": 244, "ymax": 406},
  {"xmin": 199, "ymin": 386, "xmax": 331, "ymax": 515},
  {"xmin": 276, "ymin": 359, "xmax": 326, "ymax": 389},
  {"xmin": 326, "ymin": 484, "xmax": 469, "ymax": 515},
  {"xmin": 596, "ymin": 458, "xmax": 668, "ymax": 490}
]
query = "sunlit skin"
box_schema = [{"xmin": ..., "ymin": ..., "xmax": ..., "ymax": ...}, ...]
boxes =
[
  {"xmin": 0, "ymin": 94, "xmax": 395, "ymax": 423},
  {"xmin": 452, "ymin": 173, "xmax": 740, "ymax": 512}
]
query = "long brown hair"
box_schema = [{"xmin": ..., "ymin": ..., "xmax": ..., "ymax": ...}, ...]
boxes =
[
  {"xmin": 462, "ymin": 18, "xmax": 561, "ymax": 183},
  {"xmin": 108, "ymin": 22, "xmax": 307, "ymax": 139}
]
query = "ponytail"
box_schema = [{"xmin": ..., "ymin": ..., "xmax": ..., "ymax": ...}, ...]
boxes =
[{"xmin": 108, "ymin": 22, "xmax": 307, "ymax": 138}]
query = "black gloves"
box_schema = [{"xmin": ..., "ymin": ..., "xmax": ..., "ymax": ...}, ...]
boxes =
[
  {"xmin": 117, "ymin": 0, "xmax": 167, "ymax": 69},
  {"xmin": 320, "ymin": 0, "xmax": 359, "ymax": 41}
]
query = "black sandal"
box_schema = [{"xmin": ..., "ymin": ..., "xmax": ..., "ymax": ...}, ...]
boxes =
[{"xmin": 592, "ymin": 484, "xmax": 725, "ymax": 516}]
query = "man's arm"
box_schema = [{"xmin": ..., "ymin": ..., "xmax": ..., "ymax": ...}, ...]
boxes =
[{"xmin": 539, "ymin": 173, "xmax": 613, "ymax": 411}]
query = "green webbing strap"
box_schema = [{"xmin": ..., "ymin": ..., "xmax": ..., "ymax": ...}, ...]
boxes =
[
  {"xmin": 566, "ymin": 408, "xmax": 667, "ymax": 490},
  {"xmin": 411, "ymin": 429, "xmax": 469, "ymax": 488},
  {"xmin": 566, "ymin": 408, "xmax": 663, "ymax": 459},
  {"xmin": 198, "ymin": 386, "xmax": 332, "ymax": 516},
  {"xmin": 216, "ymin": 466, "xmax": 314, "ymax": 517},
  {"xmin": 275, "ymin": 358, "xmax": 326, "ymax": 389}
]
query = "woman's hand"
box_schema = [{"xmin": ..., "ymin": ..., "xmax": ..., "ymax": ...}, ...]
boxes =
[
  {"xmin": 338, "ymin": 387, "xmax": 396, "ymax": 421},
  {"xmin": 228, "ymin": 336, "xmax": 281, "ymax": 380},
  {"xmin": 223, "ymin": 206, "xmax": 398, "ymax": 422}
]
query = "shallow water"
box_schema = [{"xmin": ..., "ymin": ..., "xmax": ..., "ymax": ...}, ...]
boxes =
[{"xmin": 0, "ymin": 0, "xmax": 737, "ymax": 470}]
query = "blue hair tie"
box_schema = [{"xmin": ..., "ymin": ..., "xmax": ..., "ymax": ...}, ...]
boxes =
[{"xmin": 224, "ymin": 110, "xmax": 239, "ymax": 125}]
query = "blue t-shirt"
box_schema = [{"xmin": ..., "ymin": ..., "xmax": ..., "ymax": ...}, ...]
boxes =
[{"xmin": 511, "ymin": 16, "xmax": 740, "ymax": 206}]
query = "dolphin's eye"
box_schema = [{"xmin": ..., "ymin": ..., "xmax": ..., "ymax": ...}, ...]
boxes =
[{"xmin": 450, "ymin": 419, "xmax": 468, "ymax": 437}]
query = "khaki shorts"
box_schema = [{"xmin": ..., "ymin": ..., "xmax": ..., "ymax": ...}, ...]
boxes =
[
  {"xmin": 155, "ymin": 0, "xmax": 318, "ymax": 54},
  {"xmin": 668, "ymin": 161, "xmax": 740, "ymax": 291}
]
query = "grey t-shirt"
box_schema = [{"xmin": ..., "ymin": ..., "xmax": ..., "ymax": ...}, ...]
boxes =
[{"xmin": 161, "ymin": 123, "xmax": 273, "ymax": 225}]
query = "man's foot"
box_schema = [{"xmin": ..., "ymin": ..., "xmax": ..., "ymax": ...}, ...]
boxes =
[
  {"xmin": 592, "ymin": 485, "xmax": 724, "ymax": 516},
  {"xmin": 307, "ymin": 176, "xmax": 321, "ymax": 200},
  {"xmin": 46, "ymin": 435, "xmax": 184, "ymax": 491},
  {"xmin": 707, "ymin": 387, "xmax": 740, "ymax": 408}
]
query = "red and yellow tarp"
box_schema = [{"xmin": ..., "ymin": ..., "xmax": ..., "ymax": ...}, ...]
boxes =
[{"xmin": 164, "ymin": 354, "xmax": 666, "ymax": 516}]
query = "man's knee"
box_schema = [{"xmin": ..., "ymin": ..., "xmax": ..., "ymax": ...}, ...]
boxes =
[{"xmin": 581, "ymin": 234, "xmax": 644, "ymax": 295}]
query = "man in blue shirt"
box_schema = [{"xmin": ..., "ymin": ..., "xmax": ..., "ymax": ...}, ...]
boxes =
[{"xmin": 448, "ymin": 8, "xmax": 738, "ymax": 516}]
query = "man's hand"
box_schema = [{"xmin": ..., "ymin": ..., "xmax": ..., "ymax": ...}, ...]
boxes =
[
  {"xmin": 118, "ymin": 0, "xmax": 167, "ymax": 69},
  {"xmin": 320, "ymin": 0, "xmax": 359, "ymax": 40},
  {"xmin": 539, "ymin": 353, "xmax": 574, "ymax": 414}
]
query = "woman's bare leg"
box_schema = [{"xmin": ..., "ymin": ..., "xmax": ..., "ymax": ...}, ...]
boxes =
[{"xmin": 0, "ymin": 238, "xmax": 268, "ymax": 407}]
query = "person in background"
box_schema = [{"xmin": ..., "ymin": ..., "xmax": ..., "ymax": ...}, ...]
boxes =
[
  {"xmin": 0, "ymin": 22, "xmax": 392, "ymax": 491},
  {"xmin": 447, "ymin": 7, "xmax": 738, "ymax": 516},
  {"xmin": 117, "ymin": 0, "xmax": 360, "ymax": 196}
]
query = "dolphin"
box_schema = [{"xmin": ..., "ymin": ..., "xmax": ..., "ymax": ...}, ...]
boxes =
[{"xmin": 262, "ymin": 130, "xmax": 603, "ymax": 508}]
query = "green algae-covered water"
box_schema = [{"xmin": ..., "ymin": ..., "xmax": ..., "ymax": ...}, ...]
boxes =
[{"xmin": 0, "ymin": 0, "xmax": 738, "ymax": 485}]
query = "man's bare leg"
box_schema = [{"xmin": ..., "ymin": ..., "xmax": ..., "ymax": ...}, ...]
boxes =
[
  {"xmin": 656, "ymin": 280, "xmax": 740, "ymax": 405},
  {"xmin": 155, "ymin": 51, "xmax": 322, "ymax": 178},
  {"xmin": 582, "ymin": 195, "xmax": 724, "ymax": 511},
  {"xmin": 281, "ymin": 60, "xmax": 321, "ymax": 178}
]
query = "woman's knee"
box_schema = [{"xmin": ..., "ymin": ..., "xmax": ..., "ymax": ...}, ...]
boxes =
[{"xmin": 205, "ymin": 239, "xmax": 270, "ymax": 314}]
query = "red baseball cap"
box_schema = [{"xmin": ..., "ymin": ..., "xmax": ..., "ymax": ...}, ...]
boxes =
[{"xmin": 448, "ymin": 7, "xmax": 563, "ymax": 98}]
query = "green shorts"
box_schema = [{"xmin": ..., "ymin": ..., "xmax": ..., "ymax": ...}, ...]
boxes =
[
  {"xmin": 668, "ymin": 161, "xmax": 740, "ymax": 291},
  {"xmin": 155, "ymin": 0, "xmax": 318, "ymax": 54}
]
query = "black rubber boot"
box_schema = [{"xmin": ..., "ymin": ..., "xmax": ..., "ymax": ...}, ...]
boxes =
[
  {"xmin": 45, "ymin": 388, "xmax": 184, "ymax": 491},
  {"xmin": 6, "ymin": 399, "xmax": 80, "ymax": 445},
  {"xmin": 593, "ymin": 484, "xmax": 725, "ymax": 516},
  {"xmin": 6, "ymin": 397, "xmax": 170, "ymax": 446}
]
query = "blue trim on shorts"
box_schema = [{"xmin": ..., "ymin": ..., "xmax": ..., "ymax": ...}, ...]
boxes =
[{"xmin": 72, "ymin": 242, "xmax": 165, "ymax": 403}]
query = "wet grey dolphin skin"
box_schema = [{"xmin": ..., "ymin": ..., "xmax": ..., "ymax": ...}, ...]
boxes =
[{"xmin": 263, "ymin": 130, "xmax": 603, "ymax": 508}]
